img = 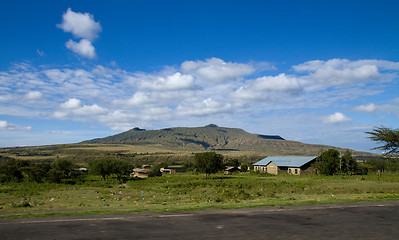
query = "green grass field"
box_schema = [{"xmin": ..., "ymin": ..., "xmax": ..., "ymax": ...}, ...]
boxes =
[{"xmin": 1, "ymin": 172, "xmax": 398, "ymax": 219}]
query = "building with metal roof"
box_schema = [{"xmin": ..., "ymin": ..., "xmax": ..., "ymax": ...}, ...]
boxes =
[{"xmin": 253, "ymin": 156, "xmax": 317, "ymax": 175}]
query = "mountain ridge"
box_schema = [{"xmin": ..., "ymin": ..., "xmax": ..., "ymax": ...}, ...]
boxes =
[
  {"xmin": 83, "ymin": 124, "xmax": 371, "ymax": 156},
  {"xmin": 84, "ymin": 124, "xmax": 284, "ymax": 151}
]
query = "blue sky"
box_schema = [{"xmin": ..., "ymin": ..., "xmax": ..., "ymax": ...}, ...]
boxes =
[{"xmin": 0, "ymin": 0, "xmax": 398, "ymax": 152}]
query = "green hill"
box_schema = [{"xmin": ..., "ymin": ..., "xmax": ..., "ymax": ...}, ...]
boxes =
[
  {"xmin": 83, "ymin": 124, "xmax": 368, "ymax": 156},
  {"xmin": 84, "ymin": 124, "xmax": 283, "ymax": 150}
]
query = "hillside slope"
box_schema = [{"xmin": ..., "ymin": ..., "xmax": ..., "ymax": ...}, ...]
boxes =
[
  {"xmin": 83, "ymin": 124, "xmax": 367, "ymax": 156},
  {"xmin": 84, "ymin": 124, "xmax": 282, "ymax": 150}
]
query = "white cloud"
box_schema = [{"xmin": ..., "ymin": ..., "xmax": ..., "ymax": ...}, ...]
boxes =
[
  {"xmin": 181, "ymin": 57, "xmax": 255, "ymax": 82},
  {"xmin": 322, "ymin": 112, "xmax": 352, "ymax": 124},
  {"xmin": 1, "ymin": 58, "xmax": 398, "ymax": 145},
  {"xmin": 252, "ymin": 74, "xmax": 302, "ymax": 92},
  {"xmin": 42, "ymin": 69, "xmax": 71, "ymax": 83},
  {"xmin": 0, "ymin": 120, "xmax": 32, "ymax": 131},
  {"xmin": 231, "ymin": 73, "xmax": 302, "ymax": 104},
  {"xmin": 124, "ymin": 92, "xmax": 156, "ymax": 107},
  {"xmin": 293, "ymin": 59, "xmax": 391, "ymax": 91},
  {"xmin": 176, "ymin": 98, "xmax": 232, "ymax": 116},
  {"xmin": 66, "ymin": 39, "xmax": 96, "ymax": 59},
  {"xmin": 74, "ymin": 104, "xmax": 107, "ymax": 115},
  {"xmin": 354, "ymin": 103, "xmax": 377, "ymax": 113},
  {"xmin": 0, "ymin": 120, "xmax": 8, "ymax": 128},
  {"xmin": 139, "ymin": 72, "xmax": 197, "ymax": 91},
  {"xmin": 0, "ymin": 95, "xmax": 13, "ymax": 102},
  {"xmin": 60, "ymin": 98, "xmax": 82, "ymax": 109},
  {"xmin": 55, "ymin": 99, "xmax": 106, "ymax": 119},
  {"xmin": 57, "ymin": 8, "xmax": 101, "ymax": 41},
  {"xmin": 24, "ymin": 91, "xmax": 43, "ymax": 100}
]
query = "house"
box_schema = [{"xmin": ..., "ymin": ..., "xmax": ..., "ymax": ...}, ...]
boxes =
[
  {"xmin": 253, "ymin": 156, "xmax": 317, "ymax": 175},
  {"xmin": 160, "ymin": 165, "xmax": 187, "ymax": 174},
  {"xmin": 160, "ymin": 168, "xmax": 175, "ymax": 174},
  {"xmin": 131, "ymin": 168, "xmax": 151, "ymax": 178},
  {"xmin": 224, "ymin": 166, "xmax": 241, "ymax": 175}
]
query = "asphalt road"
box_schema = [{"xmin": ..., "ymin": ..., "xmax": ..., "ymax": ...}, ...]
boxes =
[{"xmin": 1, "ymin": 201, "xmax": 398, "ymax": 240}]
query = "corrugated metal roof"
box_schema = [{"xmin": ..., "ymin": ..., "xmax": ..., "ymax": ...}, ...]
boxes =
[{"xmin": 253, "ymin": 156, "xmax": 317, "ymax": 167}]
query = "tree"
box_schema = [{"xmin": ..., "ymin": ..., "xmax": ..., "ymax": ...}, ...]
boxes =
[
  {"xmin": 194, "ymin": 152, "xmax": 224, "ymax": 178},
  {"xmin": 225, "ymin": 159, "xmax": 240, "ymax": 167},
  {"xmin": 89, "ymin": 159, "xmax": 114, "ymax": 180},
  {"xmin": 240, "ymin": 164, "xmax": 249, "ymax": 172},
  {"xmin": 110, "ymin": 159, "xmax": 133, "ymax": 181},
  {"xmin": 89, "ymin": 159, "xmax": 132, "ymax": 181},
  {"xmin": 341, "ymin": 150, "xmax": 357, "ymax": 174},
  {"xmin": 47, "ymin": 168, "xmax": 64, "ymax": 183},
  {"xmin": 315, "ymin": 149, "xmax": 340, "ymax": 175},
  {"xmin": 52, "ymin": 159, "xmax": 76, "ymax": 178},
  {"xmin": 347, "ymin": 152, "xmax": 358, "ymax": 174},
  {"xmin": 19, "ymin": 166, "xmax": 46, "ymax": 183},
  {"xmin": 366, "ymin": 126, "xmax": 399, "ymax": 156}
]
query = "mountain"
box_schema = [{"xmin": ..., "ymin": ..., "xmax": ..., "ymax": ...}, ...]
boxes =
[{"xmin": 83, "ymin": 124, "xmax": 369, "ymax": 156}]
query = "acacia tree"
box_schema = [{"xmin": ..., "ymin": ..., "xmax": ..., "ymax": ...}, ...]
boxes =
[
  {"xmin": 89, "ymin": 159, "xmax": 114, "ymax": 180},
  {"xmin": 366, "ymin": 126, "xmax": 399, "ymax": 156},
  {"xmin": 89, "ymin": 159, "xmax": 132, "ymax": 181},
  {"xmin": 194, "ymin": 152, "xmax": 224, "ymax": 178},
  {"xmin": 111, "ymin": 160, "xmax": 133, "ymax": 182}
]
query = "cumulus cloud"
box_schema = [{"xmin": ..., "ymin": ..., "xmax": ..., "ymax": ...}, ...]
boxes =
[
  {"xmin": 0, "ymin": 120, "xmax": 32, "ymax": 131},
  {"xmin": 322, "ymin": 112, "xmax": 352, "ymax": 124},
  {"xmin": 176, "ymin": 98, "xmax": 232, "ymax": 116},
  {"xmin": 60, "ymin": 98, "xmax": 82, "ymax": 109},
  {"xmin": 57, "ymin": 8, "xmax": 101, "ymax": 41},
  {"xmin": 251, "ymin": 74, "xmax": 302, "ymax": 92},
  {"xmin": 139, "ymin": 72, "xmax": 197, "ymax": 91},
  {"xmin": 57, "ymin": 8, "xmax": 101, "ymax": 59},
  {"xmin": 66, "ymin": 39, "xmax": 96, "ymax": 59},
  {"xmin": 181, "ymin": 57, "xmax": 255, "ymax": 82},
  {"xmin": 1, "ymin": 58, "xmax": 398, "ymax": 135},
  {"xmin": 74, "ymin": 104, "xmax": 107, "ymax": 115},
  {"xmin": 231, "ymin": 73, "xmax": 302, "ymax": 104},
  {"xmin": 354, "ymin": 103, "xmax": 377, "ymax": 113},
  {"xmin": 55, "ymin": 98, "xmax": 106, "ymax": 119},
  {"xmin": 293, "ymin": 59, "xmax": 387, "ymax": 91},
  {"xmin": 24, "ymin": 91, "xmax": 43, "ymax": 100}
]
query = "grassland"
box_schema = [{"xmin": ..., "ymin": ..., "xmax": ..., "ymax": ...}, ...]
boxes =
[{"xmin": 1, "ymin": 172, "xmax": 398, "ymax": 219}]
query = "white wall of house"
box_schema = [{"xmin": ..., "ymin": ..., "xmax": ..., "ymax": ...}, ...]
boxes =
[
  {"xmin": 288, "ymin": 167, "xmax": 301, "ymax": 175},
  {"xmin": 267, "ymin": 162, "xmax": 279, "ymax": 175}
]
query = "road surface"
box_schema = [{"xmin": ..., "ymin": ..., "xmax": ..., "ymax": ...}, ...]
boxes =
[{"xmin": 1, "ymin": 201, "xmax": 398, "ymax": 239}]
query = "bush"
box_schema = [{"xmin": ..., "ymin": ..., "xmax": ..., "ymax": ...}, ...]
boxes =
[{"xmin": 0, "ymin": 159, "xmax": 24, "ymax": 182}]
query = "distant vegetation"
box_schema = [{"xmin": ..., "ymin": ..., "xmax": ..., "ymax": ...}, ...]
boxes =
[
  {"xmin": 0, "ymin": 148, "xmax": 398, "ymax": 218},
  {"xmin": 0, "ymin": 125, "xmax": 397, "ymax": 218}
]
